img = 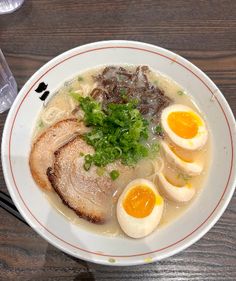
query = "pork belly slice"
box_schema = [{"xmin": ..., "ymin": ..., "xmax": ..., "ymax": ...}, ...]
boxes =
[
  {"xmin": 47, "ymin": 136, "xmax": 116, "ymax": 224},
  {"xmin": 29, "ymin": 118, "xmax": 86, "ymax": 190}
]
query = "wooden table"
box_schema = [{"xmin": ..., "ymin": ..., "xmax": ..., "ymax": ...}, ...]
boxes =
[{"xmin": 0, "ymin": 0, "xmax": 235, "ymax": 280}]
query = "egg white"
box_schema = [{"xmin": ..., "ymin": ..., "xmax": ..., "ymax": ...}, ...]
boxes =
[
  {"xmin": 157, "ymin": 172, "xmax": 195, "ymax": 202},
  {"xmin": 161, "ymin": 104, "xmax": 208, "ymax": 151},
  {"xmin": 160, "ymin": 141, "xmax": 203, "ymax": 176},
  {"xmin": 117, "ymin": 179, "xmax": 164, "ymax": 239}
]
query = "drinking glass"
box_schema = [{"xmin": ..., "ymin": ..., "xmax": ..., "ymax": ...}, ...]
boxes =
[
  {"xmin": 0, "ymin": 0, "xmax": 24, "ymax": 14},
  {"xmin": 0, "ymin": 49, "xmax": 18, "ymax": 113}
]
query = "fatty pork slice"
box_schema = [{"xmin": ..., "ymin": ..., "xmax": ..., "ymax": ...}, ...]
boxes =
[
  {"xmin": 47, "ymin": 135, "xmax": 116, "ymax": 224},
  {"xmin": 29, "ymin": 118, "xmax": 86, "ymax": 191}
]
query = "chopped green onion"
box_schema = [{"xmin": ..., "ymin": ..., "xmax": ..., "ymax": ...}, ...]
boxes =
[
  {"xmin": 119, "ymin": 88, "xmax": 127, "ymax": 96},
  {"xmin": 74, "ymin": 96, "xmax": 149, "ymax": 170},
  {"xmin": 149, "ymin": 142, "xmax": 160, "ymax": 158},
  {"xmin": 83, "ymin": 162, "xmax": 91, "ymax": 171},
  {"xmin": 71, "ymin": 94, "xmax": 105, "ymax": 126},
  {"xmin": 110, "ymin": 170, "xmax": 120, "ymax": 180},
  {"xmin": 96, "ymin": 167, "xmax": 105, "ymax": 176},
  {"xmin": 177, "ymin": 90, "xmax": 185, "ymax": 96},
  {"xmin": 78, "ymin": 76, "xmax": 83, "ymax": 81},
  {"xmin": 38, "ymin": 120, "xmax": 44, "ymax": 129},
  {"xmin": 177, "ymin": 173, "xmax": 192, "ymax": 182},
  {"xmin": 155, "ymin": 124, "xmax": 163, "ymax": 135},
  {"xmin": 119, "ymin": 88, "xmax": 129, "ymax": 100}
]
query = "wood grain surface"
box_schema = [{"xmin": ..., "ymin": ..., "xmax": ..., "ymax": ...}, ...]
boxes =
[{"xmin": 0, "ymin": 0, "xmax": 235, "ymax": 280}]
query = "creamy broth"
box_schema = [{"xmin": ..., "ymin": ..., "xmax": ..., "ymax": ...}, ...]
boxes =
[{"xmin": 34, "ymin": 65, "xmax": 211, "ymax": 237}]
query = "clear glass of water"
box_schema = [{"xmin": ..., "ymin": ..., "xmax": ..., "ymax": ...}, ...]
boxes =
[
  {"xmin": 0, "ymin": 49, "xmax": 18, "ymax": 113},
  {"xmin": 0, "ymin": 0, "xmax": 24, "ymax": 14}
]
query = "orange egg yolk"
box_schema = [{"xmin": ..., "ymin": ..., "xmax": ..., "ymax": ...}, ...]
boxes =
[
  {"xmin": 167, "ymin": 111, "xmax": 202, "ymax": 139},
  {"xmin": 123, "ymin": 185, "xmax": 160, "ymax": 218}
]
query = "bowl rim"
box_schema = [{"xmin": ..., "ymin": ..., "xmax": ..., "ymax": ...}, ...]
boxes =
[{"xmin": 2, "ymin": 40, "xmax": 236, "ymax": 266}]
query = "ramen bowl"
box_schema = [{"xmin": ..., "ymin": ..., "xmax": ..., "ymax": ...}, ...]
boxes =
[{"xmin": 2, "ymin": 41, "xmax": 236, "ymax": 266}]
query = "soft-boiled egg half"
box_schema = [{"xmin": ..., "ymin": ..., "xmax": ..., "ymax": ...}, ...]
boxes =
[
  {"xmin": 117, "ymin": 179, "xmax": 164, "ymax": 238},
  {"xmin": 158, "ymin": 172, "xmax": 195, "ymax": 203},
  {"xmin": 160, "ymin": 141, "xmax": 203, "ymax": 176},
  {"xmin": 161, "ymin": 104, "xmax": 208, "ymax": 150}
]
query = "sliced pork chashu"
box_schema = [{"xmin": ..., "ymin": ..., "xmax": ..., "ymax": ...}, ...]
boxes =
[
  {"xmin": 47, "ymin": 136, "xmax": 118, "ymax": 223},
  {"xmin": 29, "ymin": 118, "xmax": 87, "ymax": 190}
]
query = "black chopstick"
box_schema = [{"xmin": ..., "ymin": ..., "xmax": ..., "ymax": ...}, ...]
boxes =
[{"xmin": 0, "ymin": 191, "xmax": 27, "ymax": 225}]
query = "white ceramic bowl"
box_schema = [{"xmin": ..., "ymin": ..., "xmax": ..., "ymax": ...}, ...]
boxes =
[{"xmin": 2, "ymin": 41, "xmax": 236, "ymax": 266}]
